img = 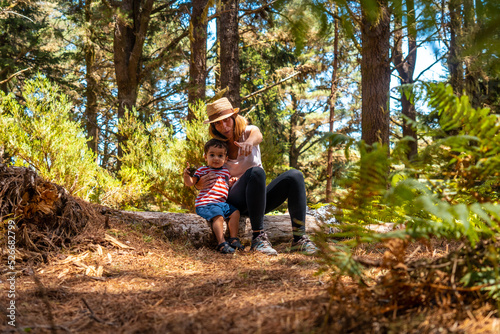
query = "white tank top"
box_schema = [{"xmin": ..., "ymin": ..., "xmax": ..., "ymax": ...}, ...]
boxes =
[{"xmin": 224, "ymin": 125, "xmax": 263, "ymax": 178}]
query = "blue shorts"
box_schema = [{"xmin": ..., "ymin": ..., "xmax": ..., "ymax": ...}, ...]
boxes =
[{"xmin": 196, "ymin": 202, "xmax": 238, "ymax": 222}]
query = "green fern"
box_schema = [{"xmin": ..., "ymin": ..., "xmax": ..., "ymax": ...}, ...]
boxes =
[{"xmin": 316, "ymin": 83, "xmax": 500, "ymax": 301}]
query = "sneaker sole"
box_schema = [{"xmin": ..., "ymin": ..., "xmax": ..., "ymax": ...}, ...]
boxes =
[{"xmin": 251, "ymin": 248, "xmax": 278, "ymax": 256}]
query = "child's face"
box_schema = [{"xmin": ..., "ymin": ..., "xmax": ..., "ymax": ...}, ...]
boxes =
[{"xmin": 204, "ymin": 146, "xmax": 228, "ymax": 168}]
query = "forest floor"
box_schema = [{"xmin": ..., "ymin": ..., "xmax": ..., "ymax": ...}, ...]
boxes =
[{"xmin": 2, "ymin": 216, "xmax": 500, "ymax": 334}]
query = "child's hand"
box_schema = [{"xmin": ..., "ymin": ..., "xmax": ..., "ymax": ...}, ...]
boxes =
[
  {"xmin": 183, "ymin": 162, "xmax": 191, "ymax": 177},
  {"xmin": 229, "ymin": 177, "xmax": 238, "ymax": 187},
  {"xmin": 183, "ymin": 162, "xmax": 197, "ymax": 177}
]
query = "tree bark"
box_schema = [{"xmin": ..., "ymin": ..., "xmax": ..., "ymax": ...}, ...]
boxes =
[
  {"xmin": 463, "ymin": 0, "xmax": 479, "ymax": 108},
  {"xmin": 84, "ymin": 0, "xmax": 99, "ymax": 157},
  {"xmin": 288, "ymin": 94, "xmax": 300, "ymax": 169},
  {"xmin": 218, "ymin": 0, "xmax": 241, "ymax": 107},
  {"xmin": 188, "ymin": 0, "xmax": 209, "ymax": 120},
  {"xmin": 448, "ymin": 0, "xmax": 463, "ymax": 96},
  {"xmin": 326, "ymin": 11, "xmax": 339, "ymax": 202},
  {"xmin": 394, "ymin": 0, "xmax": 418, "ymax": 160},
  {"xmin": 360, "ymin": 0, "xmax": 391, "ymax": 148},
  {"xmin": 113, "ymin": 0, "xmax": 154, "ymax": 168}
]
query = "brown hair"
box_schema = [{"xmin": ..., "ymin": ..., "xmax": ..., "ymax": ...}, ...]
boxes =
[
  {"xmin": 204, "ymin": 139, "xmax": 229, "ymax": 154},
  {"xmin": 209, "ymin": 114, "xmax": 248, "ymax": 142}
]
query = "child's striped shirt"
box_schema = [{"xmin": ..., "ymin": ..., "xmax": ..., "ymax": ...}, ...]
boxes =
[{"xmin": 193, "ymin": 166, "xmax": 231, "ymax": 207}]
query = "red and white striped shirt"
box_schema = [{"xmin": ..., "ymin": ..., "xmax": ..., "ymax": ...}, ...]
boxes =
[{"xmin": 194, "ymin": 166, "xmax": 231, "ymax": 207}]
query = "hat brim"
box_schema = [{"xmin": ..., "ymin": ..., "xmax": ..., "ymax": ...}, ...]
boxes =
[{"xmin": 203, "ymin": 108, "xmax": 239, "ymax": 124}]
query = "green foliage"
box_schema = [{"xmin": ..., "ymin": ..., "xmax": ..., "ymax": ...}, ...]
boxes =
[
  {"xmin": 0, "ymin": 1, "xmax": 64, "ymax": 93},
  {"xmin": 0, "ymin": 75, "xmax": 106, "ymax": 200},
  {"xmin": 422, "ymin": 83, "xmax": 500, "ymax": 203},
  {"xmin": 118, "ymin": 101, "xmax": 209, "ymax": 212},
  {"xmin": 315, "ymin": 83, "xmax": 500, "ymax": 300}
]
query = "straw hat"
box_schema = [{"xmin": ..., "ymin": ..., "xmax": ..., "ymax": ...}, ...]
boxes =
[{"xmin": 204, "ymin": 97, "xmax": 239, "ymax": 124}]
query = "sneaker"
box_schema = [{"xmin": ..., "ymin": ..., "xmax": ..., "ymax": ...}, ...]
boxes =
[
  {"xmin": 217, "ymin": 241, "xmax": 235, "ymax": 254},
  {"xmin": 227, "ymin": 237, "xmax": 245, "ymax": 251},
  {"xmin": 291, "ymin": 235, "xmax": 318, "ymax": 255},
  {"xmin": 250, "ymin": 232, "xmax": 278, "ymax": 256}
]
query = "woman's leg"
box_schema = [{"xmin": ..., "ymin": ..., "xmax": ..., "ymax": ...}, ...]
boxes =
[
  {"xmin": 265, "ymin": 169, "xmax": 307, "ymax": 237},
  {"xmin": 265, "ymin": 169, "xmax": 317, "ymax": 254},
  {"xmin": 227, "ymin": 167, "xmax": 277, "ymax": 255},
  {"xmin": 227, "ymin": 167, "xmax": 266, "ymax": 231}
]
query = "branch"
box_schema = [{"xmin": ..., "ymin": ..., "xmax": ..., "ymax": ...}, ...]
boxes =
[
  {"xmin": 0, "ymin": 10, "xmax": 34, "ymax": 22},
  {"xmin": 414, "ymin": 55, "xmax": 446, "ymax": 82},
  {"xmin": 342, "ymin": 2, "xmax": 361, "ymax": 27},
  {"xmin": 241, "ymin": 71, "xmax": 301, "ymax": 101},
  {"xmin": 142, "ymin": 30, "xmax": 189, "ymax": 78},
  {"xmin": 299, "ymin": 138, "xmax": 321, "ymax": 155},
  {"xmin": 151, "ymin": 0, "xmax": 178, "ymax": 15},
  {"xmin": 239, "ymin": 0, "xmax": 279, "ymax": 19},
  {"xmin": 128, "ymin": 0, "xmax": 155, "ymax": 74},
  {"xmin": 0, "ymin": 67, "xmax": 33, "ymax": 85}
]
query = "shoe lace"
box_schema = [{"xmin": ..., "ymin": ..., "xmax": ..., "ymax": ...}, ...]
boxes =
[
  {"xmin": 297, "ymin": 236, "xmax": 316, "ymax": 250},
  {"xmin": 255, "ymin": 234, "xmax": 272, "ymax": 249}
]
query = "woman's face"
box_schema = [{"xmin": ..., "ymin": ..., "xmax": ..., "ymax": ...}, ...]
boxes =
[{"xmin": 214, "ymin": 116, "xmax": 234, "ymax": 140}]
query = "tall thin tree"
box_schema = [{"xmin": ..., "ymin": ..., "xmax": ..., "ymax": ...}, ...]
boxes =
[
  {"xmin": 218, "ymin": 0, "xmax": 240, "ymax": 107},
  {"xmin": 326, "ymin": 8, "xmax": 340, "ymax": 202},
  {"xmin": 394, "ymin": 0, "xmax": 418, "ymax": 159},
  {"xmin": 361, "ymin": 0, "xmax": 391, "ymax": 148},
  {"xmin": 447, "ymin": 0, "xmax": 463, "ymax": 95},
  {"xmin": 113, "ymin": 0, "xmax": 155, "ymax": 167},
  {"xmin": 84, "ymin": 0, "xmax": 99, "ymax": 156},
  {"xmin": 188, "ymin": 0, "xmax": 209, "ymax": 119}
]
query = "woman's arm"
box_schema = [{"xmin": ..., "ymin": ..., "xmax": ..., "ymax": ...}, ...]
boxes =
[
  {"xmin": 194, "ymin": 172, "xmax": 217, "ymax": 190},
  {"xmin": 235, "ymin": 126, "xmax": 263, "ymax": 156}
]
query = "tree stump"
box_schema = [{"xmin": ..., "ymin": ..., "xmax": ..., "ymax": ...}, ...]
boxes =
[{"xmin": 124, "ymin": 211, "xmax": 322, "ymax": 247}]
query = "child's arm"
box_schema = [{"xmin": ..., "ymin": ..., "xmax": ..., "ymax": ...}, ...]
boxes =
[{"xmin": 183, "ymin": 163, "xmax": 198, "ymax": 187}]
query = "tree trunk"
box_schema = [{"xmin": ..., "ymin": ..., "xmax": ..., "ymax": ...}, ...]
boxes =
[
  {"xmin": 218, "ymin": 0, "xmax": 241, "ymax": 107},
  {"xmin": 463, "ymin": 0, "xmax": 479, "ymax": 108},
  {"xmin": 188, "ymin": 0, "xmax": 209, "ymax": 120},
  {"xmin": 84, "ymin": 0, "xmax": 99, "ymax": 157},
  {"xmin": 394, "ymin": 0, "xmax": 418, "ymax": 160},
  {"xmin": 448, "ymin": 0, "xmax": 463, "ymax": 96},
  {"xmin": 120, "ymin": 211, "xmax": 400, "ymax": 248},
  {"xmin": 326, "ymin": 11, "xmax": 339, "ymax": 202},
  {"xmin": 288, "ymin": 94, "xmax": 300, "ymax": 169},
  {"xmin": 113, "ymin": 0, "xmax": 154, "ymax": 168},
  {"xmin": 125, "ymin": 211, "xmax": 323, "ymax": 247},
  {"xmin": 360, "ymin": 0, "xmax": 391, "ymax": 148}
]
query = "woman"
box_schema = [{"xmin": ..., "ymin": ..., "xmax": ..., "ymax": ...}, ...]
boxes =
[{"xmin": 194, "ymin": 97, "xmax": 317, "ymax": 255}]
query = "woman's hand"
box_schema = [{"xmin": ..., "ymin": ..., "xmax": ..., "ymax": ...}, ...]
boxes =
[
  {"xmin": 195, "ymin": 172, "xmax": 217, "ymax": 190},
  {"xmin": 234, "ymin": 141, "xmax": 253, "ymax": 157}
]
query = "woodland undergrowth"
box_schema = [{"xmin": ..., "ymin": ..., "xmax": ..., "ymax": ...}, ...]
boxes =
[{"xmin": 314, "ymin": 83, "xmax": 500, "ymax": 324}]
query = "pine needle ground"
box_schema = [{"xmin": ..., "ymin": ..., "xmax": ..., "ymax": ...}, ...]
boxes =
[{"xmin": 2, "ymin": 217, "xmax": 499, "ymax": 333}]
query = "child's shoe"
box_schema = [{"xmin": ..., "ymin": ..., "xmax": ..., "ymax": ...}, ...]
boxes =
[
  {"xmin": 227, "ymin": 237, "xmax": 245, "ymax": 251},
  {"xmin": 217, "ymin": 241, "xmax": 235, "ymax": 254}
]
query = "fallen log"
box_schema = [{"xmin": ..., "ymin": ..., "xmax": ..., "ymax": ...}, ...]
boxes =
[{"xmin": 123, "ymin": 211, "xmax": 323, "ymax": 248}]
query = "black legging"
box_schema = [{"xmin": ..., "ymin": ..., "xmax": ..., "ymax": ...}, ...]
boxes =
[{"xmin": 227, "ymin": 167, "xmax": 307, "ymax": 233}]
